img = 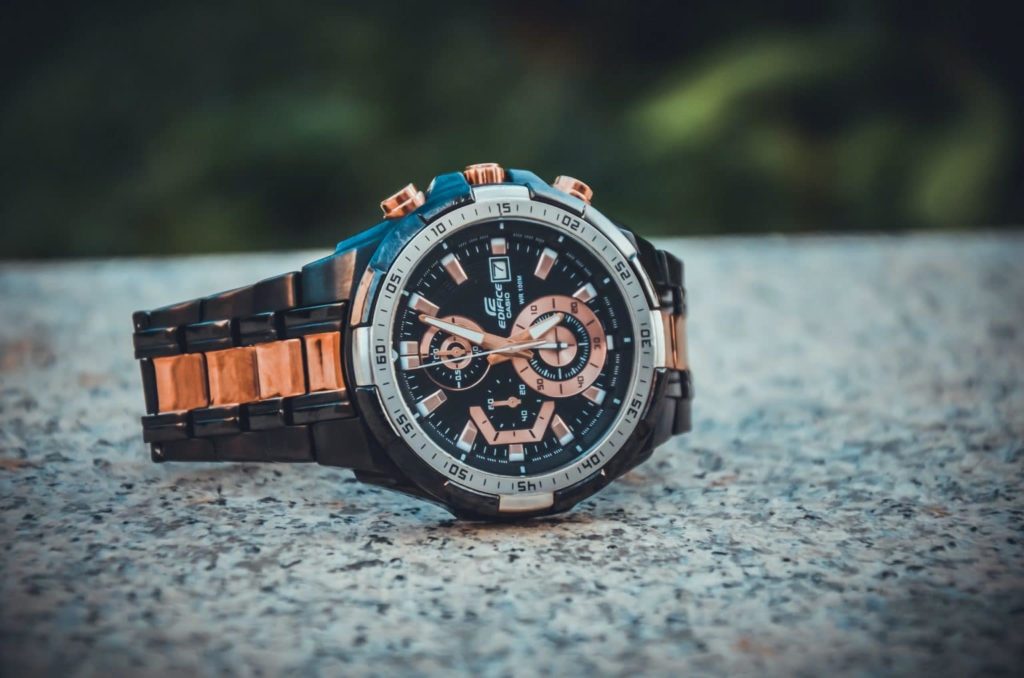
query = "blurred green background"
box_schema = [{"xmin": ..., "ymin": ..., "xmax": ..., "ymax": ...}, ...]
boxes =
[{"xmin": 2, "ymin": 1, "xmax": 1021, "ymax": 258}]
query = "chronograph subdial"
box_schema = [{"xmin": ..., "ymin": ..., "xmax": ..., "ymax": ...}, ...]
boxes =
[
  {"xmin": 416, "ymin": 315, "xmax": 489, "ymax": 390},
  {"xmin": 512, "ymin": 295, "xmax": 608, "ymax": 397},
  {"xmin": 467, "ymin": 376, "xmax": 555, "ymax": 463}
]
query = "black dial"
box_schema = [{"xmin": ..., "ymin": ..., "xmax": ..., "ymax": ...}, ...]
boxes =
[{"xmin": 392, "ymin": 219, "xmax": 635, "ymax": 476}]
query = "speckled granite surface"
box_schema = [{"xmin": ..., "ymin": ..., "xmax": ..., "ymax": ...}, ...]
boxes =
[{"xmin": 1, "ymin": 234, "xmax": 1022, "ymax": 677}]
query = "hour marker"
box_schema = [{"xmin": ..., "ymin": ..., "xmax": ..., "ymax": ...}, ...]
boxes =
[
  {"xmin": 534, "ymin": 247, "xmax": 558, "ymax": 280},
  {"xmin": 551, "ymin": 415, "xmax": 574, "ymax": 446},
  {"xmin": 508, "ymin": 444, "xmax": 525, "ymax": 462},
  {"xmin": 583, "ymin": 386, "xmax": 606, "ymax": 405},
  {"xmin": 398, "ymin": 341, "xmax": 421, "ymax": 369},
  {"xmin": 457, "ymin": 420, "xmax": 478, "ymax": 452},
  {"xmin": 408, "ymin": 293, "xmax": 439, "ymax": 316},
  {"xmin": 441, "ymin": 253, "xmax": 468, "ymax": 285},
  {"xmin": 606, "ymin": 336, "xmax": 615, "ymax": 350},
  {"xmin": 572, "ymin": 283, "xmax": 598, "ymax": 303},
  {"xmin": 491, "ymin": 237, "xmax": 507, "ymax": 255},
  {"xmin": 416, "ymin": 389, "xmax": 447, "ymax": 416}
]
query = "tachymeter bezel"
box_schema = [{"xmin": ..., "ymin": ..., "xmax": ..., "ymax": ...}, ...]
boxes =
[{"xmin": 367, "ymin": 188, "xmax": 658, "ymax": 498}]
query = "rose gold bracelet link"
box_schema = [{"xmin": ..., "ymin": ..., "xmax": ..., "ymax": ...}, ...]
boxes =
[
  {"xmin": 255, "ymin": 339, "xmax": 307, "ymax": 398},
  {"xmin": 660, "ymin": 310, "xmax": 689, "ymax": 371},
  {"xmin": 206, "ymin": 346, "xmax": 259, "ymax": 406},
  {"xmin": 153, "ymin": 354, "xmax": 209, "ymax": 413},
  {"xmin": 673, "ymin": 314, "xmax": 689, "ymax": 371},
  {"xmin": 303, "ymin": 332, "xmax": 344, "ymax": 392}
]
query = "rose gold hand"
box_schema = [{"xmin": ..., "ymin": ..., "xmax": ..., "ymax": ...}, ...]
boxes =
[
  {"xmin": 418, "ymin": 314, "xmax": 533, "ymax": 360},
  {"xmin": 490, "ymin": 396, "xmax": 522, "ymax": 408},
  {"xmin": 403, "ymin": 340, "xmax": 546, "ymax": 371}
]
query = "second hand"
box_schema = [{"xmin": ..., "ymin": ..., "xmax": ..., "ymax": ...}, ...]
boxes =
[{"xmin": 404, "ymin": 340, "xmax": 567, "ymax": 371}]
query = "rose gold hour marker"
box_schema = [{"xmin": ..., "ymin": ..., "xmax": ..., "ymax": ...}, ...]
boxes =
[
  {"xmin": 508, "ymin": 444, "xmax": 525, "ymax": 462},
  {"xmin": 583, "ymin": 385, "xmax": 606, "ymax": 405},
  {"xmin": 398, "ymin": 341, "xmax": 421, "ymax": 370},
  {"xmin": 534, "ymin": 247, "xmax": 558, "ymax": 280},
  {"xmin": 408, "ymin": 293, "xmax": 440, "ymax": 316},
  {"xmin": 572, "ymin": 283, "xmax": 598, "ymax": 303},
  {"xmin": 441, "ymin": 253, "xmax": 468, "ymax": 285},
  {"xmin": 416, "ymin": 389, "xmax": 447, "ymax": 416},
  {"xmin": 491, "ymin": 237, "xmax": 507, "ymax": 255},
  {"xmin": 551, "ymin": 415, "xmax": 574, "ymax": 445},
  {"xmin": 457, "ymin": 419, "xmax": 478, "ymax": 452}
]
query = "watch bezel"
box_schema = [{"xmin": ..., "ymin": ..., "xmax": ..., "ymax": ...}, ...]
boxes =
[{"xmin": 361, "ymin": 184, "xmax": 663, "ymax": 510}]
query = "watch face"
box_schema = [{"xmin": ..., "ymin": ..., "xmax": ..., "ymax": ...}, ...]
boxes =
[
  {"xmin": 369, "ymin": 191, "xmax": 657, "ymax": 497},
  {"xmin": 391, "ymin": 219, "xmax": 634, "ymax": 476}
]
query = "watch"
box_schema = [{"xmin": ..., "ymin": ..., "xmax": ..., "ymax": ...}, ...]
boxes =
[{"xmin": 131, "ymin": 163, "xmax": 692, "ymax": 519}]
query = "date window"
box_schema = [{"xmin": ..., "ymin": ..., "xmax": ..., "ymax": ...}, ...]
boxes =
[{"xmin": 489, "ymin": 256, "xmax": 511, "ymax": 283}]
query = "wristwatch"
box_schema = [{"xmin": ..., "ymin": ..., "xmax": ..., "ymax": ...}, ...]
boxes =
[{"xmin": 131, "ymin": 163, "xmax": 692, "ymax": 519}]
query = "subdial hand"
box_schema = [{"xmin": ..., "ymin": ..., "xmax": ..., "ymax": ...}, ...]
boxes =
[{"xmin": 489, "ymin": 396, "xmax": 522, "ymax": 409}]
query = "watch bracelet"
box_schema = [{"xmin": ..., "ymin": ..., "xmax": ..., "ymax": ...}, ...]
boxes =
[{"xmin": 130, "ymin": 246, "xmax": 388, "ymax": 470}]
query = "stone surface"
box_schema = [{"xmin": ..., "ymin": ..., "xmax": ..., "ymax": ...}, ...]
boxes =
[{"xmin": 1, "ymin": 234, "xmax": 1023, "ymax": 676}]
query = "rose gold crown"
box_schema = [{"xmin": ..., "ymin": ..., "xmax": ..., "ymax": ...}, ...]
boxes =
[
  {"xmin": 552, "ymin": 176, "xmax": 593, "ymax": 204},
  {"xmin": 464, "ymin": 162, "xmax": 506, "ymax": 185},
  {"xmin": 380, "ymin": 183, "xmax": 425, "ymax": 219}
]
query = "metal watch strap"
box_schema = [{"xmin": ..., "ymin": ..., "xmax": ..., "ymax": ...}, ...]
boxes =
[
  {"xmin": 131, "ymin": 237, "xmax": 383, "ymax": 470},
  {"xmin": 635, "ymin": 237, "xmax": 693, "ymax": 447}
]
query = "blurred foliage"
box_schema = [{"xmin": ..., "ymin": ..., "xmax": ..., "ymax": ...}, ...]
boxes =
[{"xmin": 2, "ymin": 1, "xmax": 1021, "ymax": 258}]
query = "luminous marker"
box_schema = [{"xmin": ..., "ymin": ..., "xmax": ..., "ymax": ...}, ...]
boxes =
[
  {"xmin": 398, "ymin": 341, "xmax": 421, "ymax": 369},
  {"xmin": 457, "ymin": 420, "xmax": 478, "ymax": 452},
  {"xmin": 416, "ymin": 389, "xmax": 447, "ymax": 416},
  {"xmin": 583, "ymin": 386, "xmax": 606, "ymax": 405},
  {"xmin": 408, "ymin": 293, "xmax": 440, "ymax": 316},
  {"xmin": 606, "ymin": 336, "xmax": 615, "ymax": 350},
  {"xmin": 441, "ymin": 253, "xmax": 468, "ymax": 285},
  {"xmin": 551, "ymin": 415, "xmax": 574, "ymax": 446},
  {"xmin": 508, "ymin": 444, "xmax": 525, "ymax": 462},
  {"xmin": 572, "ymin": 283, "xmax": 598, "ymax": 303},
  {"xmin": 534, "ymin": 247, "xmax": 558, "ymax": 280},
  {"xmin": 491, "ymin": 237, "xmax": 507, "ymax": 255}
]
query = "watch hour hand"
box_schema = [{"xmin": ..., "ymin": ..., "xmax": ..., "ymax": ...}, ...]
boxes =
[
  {"xmin": 419, "ymin": 313, "xmax": 534, "ymax": 361},
  {"xmin": 418, "ymin": 314, "xmax": 485, "ymax": 345}
]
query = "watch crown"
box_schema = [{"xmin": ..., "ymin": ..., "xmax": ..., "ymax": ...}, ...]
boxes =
[
  {"xmin": 464, "ymin": 162, "xmax": 507, "ymax": 185},
  {"xmin": 552, "ymin": 175, "xmax": 594, "ymax": 204},
  {"xmin": 380, "ymin": 183, "xmax": 426, "ymax": 219}
]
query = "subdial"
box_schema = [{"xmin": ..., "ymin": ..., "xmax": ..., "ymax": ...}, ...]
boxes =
[
  {"xmin": 511, "ymin": 295, "xmax": 607, "ymax": 397},
  {"xmin": 416, "ymin": 315, "xmax": 490, "ymax": 390},
  {"xmin": 468, "ymin": 376, "xmax": 554, "ymax": 462}
]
